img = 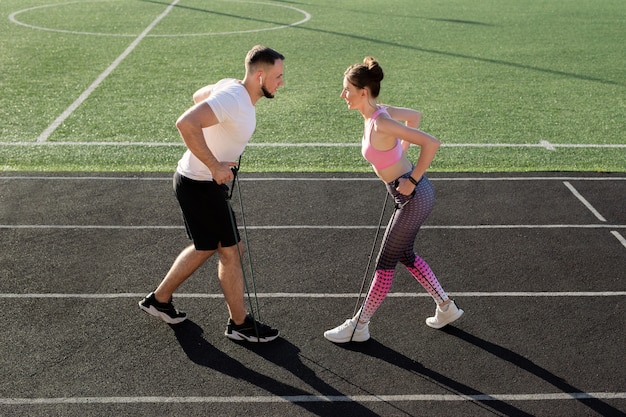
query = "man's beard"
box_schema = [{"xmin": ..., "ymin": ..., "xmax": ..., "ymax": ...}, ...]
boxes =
[{"xmin": 261, "ymin": 86, "xmax": 274, "ymax": 99}]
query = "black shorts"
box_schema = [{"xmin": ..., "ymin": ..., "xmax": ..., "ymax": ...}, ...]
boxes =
[{"xmin": 173, "ymin": 172, "xmax": 240, "ymax": 251}]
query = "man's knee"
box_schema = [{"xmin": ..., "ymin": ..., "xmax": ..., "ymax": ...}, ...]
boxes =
[
  {"xmin": 188, "ymin": 244, "xmax": 215, "ymax": 260},
  {"xmin": 218, "ymin": 241, "xmax": 244, "ymax": 265}
]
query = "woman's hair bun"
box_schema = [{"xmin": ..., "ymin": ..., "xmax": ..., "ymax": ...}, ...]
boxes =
[{"xmin": 363, "ymin": 56, "xmax": 384, "ymax": 82}]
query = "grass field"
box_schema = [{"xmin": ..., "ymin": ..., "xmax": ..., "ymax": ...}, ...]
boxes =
[{"xmin": 1, "ymin": 0, "xmax": 624, "ymax": 172}]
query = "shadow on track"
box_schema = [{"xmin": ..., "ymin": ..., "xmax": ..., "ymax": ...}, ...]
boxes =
[
  {"xmin": 443, "ymin": 327, "xmax": 626, "ymax": 417},
  {"xmin": 170, "ymin": 320, "xmax": 380, "ymax": 417},
  {"xmin": 338, "ymin": 336, "xmax": 533, "ymax": 417}
]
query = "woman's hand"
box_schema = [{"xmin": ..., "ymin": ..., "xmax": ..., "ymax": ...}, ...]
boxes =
[{"xmin": 396, "ymin": 177, "xmax": 418, "ymax": 196}]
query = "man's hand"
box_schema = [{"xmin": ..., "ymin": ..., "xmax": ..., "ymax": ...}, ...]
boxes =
[{"xmin": 211, "ymin": 161, "xmax": 239, "ymax": 184}]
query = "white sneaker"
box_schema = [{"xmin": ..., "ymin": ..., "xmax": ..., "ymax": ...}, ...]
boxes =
[
  {"xmin": 426, "ymin": 300, "xmax": 464, "ymax": 329},
  {"xmin": 324, "ymin": 318, "xmax": 370, "ymax": 343}
]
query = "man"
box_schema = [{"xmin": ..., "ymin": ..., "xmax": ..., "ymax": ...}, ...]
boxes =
[{"xmin": 139, "ymin": 45, "xmax": 284, "ymax": 343}]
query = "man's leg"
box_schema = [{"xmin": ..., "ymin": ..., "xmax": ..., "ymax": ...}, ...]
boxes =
[
  {"xmin": 140, "ymin": 244, "xmax": 216, "ymax": 324},
  {"xmin": 154, "ymin": 244, "xmax": 216, "ymax": 303},
  {"xmin": 219, "ymin": 242, "xmax": 280, "ymax": 342},
  {"xmin": 217, "ymin": 242, "xmax": 247, "ymax": 324}
]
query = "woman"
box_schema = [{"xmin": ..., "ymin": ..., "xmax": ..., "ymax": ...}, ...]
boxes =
[{"xmin": 324, "ymin": 57, "xmax": 463, "ymax": 343}]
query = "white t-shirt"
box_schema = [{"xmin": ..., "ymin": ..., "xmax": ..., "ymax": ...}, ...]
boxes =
[{"xmin": 176, "ymin": 78, "xmax": 256, "ymax": 181}]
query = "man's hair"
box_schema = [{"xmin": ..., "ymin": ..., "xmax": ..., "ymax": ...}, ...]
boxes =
[{"xmin": 245, "ymin": 45, "xmax": 285, "ymax": 72}]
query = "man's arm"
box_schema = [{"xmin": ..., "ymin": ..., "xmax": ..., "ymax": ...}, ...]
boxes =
[
  {"xmin": 175, "ymin": 101, "xmax": 237, "ymax": 184},
  {"xmin": 192, "ymin": 84, "xmax": 214, "ymax": 104}
]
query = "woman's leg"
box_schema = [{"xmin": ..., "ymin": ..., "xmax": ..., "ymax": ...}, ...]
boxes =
[
  {"xmin": 402, "ymin": 253, "xmax": 449, "ymax": 305},
  {"xmin": 392, "ymin": 177, "xmax": 463, "ymax": 327},
  {"xmin": 357, "ymin": 176, "xmax": 436, "ymax": 323},
  {"xmin": 357, "ymin": 268, "xmax": 394, "ymax": 324},
  {"xmin": 383, "ymin": 176, "xmax": 448, "ymax": 304}
]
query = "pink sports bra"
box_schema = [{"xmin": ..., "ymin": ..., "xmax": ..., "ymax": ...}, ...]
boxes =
[{"xmin": 361, "ymin": 107, "xmax": 403, "ymax": 170}]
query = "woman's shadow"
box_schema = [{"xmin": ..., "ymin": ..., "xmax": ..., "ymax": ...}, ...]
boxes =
[
  {"xmin": 338, "ymin": 326, "xmax": 624, "ymax": 417},
  {"xmin": 442, "ymin": 326, "xmax": 626, "ymax": 417},
  {"xmin": 169, "ymin": 320, "xmax": 624, "ymax": 417},
  {"xmin": 340, "ymin": 337, "xmax": 533, "ymax": 417}
]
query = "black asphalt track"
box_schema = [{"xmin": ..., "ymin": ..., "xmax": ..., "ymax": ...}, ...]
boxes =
[{"xmin": 0, "ymin": 172, "xmax": 625, "ymax": 417}]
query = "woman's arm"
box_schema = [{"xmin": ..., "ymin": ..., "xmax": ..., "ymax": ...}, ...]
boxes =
[
  {"xmin": 375, "ymin": 112, "xmax": 440, "ymax": 185},
  {"xmin": 385, "ymin": 106, "xmax": 422, "ymax": 151}
]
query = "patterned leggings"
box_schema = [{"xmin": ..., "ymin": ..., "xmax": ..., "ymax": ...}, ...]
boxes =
[{"xmin": 359, "ymin": 174, "xmax": 448, "ymax": 323}]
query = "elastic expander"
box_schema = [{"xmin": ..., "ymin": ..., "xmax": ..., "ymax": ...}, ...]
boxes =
[{"xmin": 225, "ymin": 158, "xmax": 262, "ymax": 339}]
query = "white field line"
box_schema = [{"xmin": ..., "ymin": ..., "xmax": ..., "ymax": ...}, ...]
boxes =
[
  {"xmin": 563, "ymin": 181, "xmax": 607, "ymax": 222},
  {"xmin": 1, "ymin": 392, "xmax": 625, "ymax": 405},
  {"xmin": 1, "ymin": 292, "xmax": 625, "ymax": 299},
  {"xmin": 35, "ymin": 1, "xmax": 180, "ymax": 143},
  {"xmin": 3, "ymin": 141, "xmax": 626, "ymax": 148},
  {"xmin": 1, "ymin": 176, "xmax": 625, "ymax": 181},
  {"xmin": 9, "ymin": 1, "xmax": 311, "ymax": 38}
]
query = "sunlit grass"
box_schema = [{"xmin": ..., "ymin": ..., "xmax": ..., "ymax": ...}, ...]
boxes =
[{"xmin": 1, "ymin": 0, "xmax": 624, "ymax": 172}]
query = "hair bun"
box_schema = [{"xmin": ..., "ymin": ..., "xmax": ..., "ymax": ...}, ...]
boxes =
[{"xmin": 363, "ymin": 56, "xmax": 384, "ymax": 82}]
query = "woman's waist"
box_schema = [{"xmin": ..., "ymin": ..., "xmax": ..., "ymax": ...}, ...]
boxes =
[{"xmin": 374, "ymin": 157, "xmax": 413, "ymax": 183}]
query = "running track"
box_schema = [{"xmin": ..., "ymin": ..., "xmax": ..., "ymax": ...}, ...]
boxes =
[{"xmin": 0, "ymin": 172, "xmax": 624, "ymax": 417}]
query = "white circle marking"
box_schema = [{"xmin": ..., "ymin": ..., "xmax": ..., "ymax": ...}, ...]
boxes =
[{"xmin": 9, "ymin": 0, "xmax": 311, "ymax": 37}]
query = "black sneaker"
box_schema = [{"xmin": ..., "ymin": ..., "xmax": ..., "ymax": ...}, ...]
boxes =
[
  {"xmin": 139, "ymin": 292, "xmax": 187, "ymax": 324},
  {"xmin": 225, "ymin": 314, "xmax": 279, "ymax": 343}
]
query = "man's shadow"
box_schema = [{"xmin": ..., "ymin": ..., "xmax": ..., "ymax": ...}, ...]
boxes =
[
  {"xmin": 170, "ymin": 321, "xmax": 624, "ymax": 417},
  {"xmin": 170, "ymin": 320, "xmax": 381, "ymax": 417},
  {"xmin": 237, "ymin": 336, "xmax": 423, "ymax": 416}
]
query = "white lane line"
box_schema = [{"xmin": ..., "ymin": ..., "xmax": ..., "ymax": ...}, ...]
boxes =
[
  {"xmin": 1, "ymin": 392, "xmax": 625, "ymax": 405},
  {"xmin": 1, "ymin": 175, "xmax": 625, "ymax": 181},
  {"xmin": 2, "ymin": 292, "xmax": 625, "ymax": 299},
  {"xmin": 611, "ymin": 231, "xmax": 626, "ymax": 249},
  {"xmin": 36, "ymin": 0, "xmax": 180, "ymax": 143},
  {"xmin": 1, "ymin": 224, "xmax": 625, "ymax": 230},
  {"xmin": 563, "ymin": 181, "xmax": 607, "ymax": 222},
  {"xmin": 0, "ymin": 225, "xmax": 183, "ymax": 230},
  {"xmin": 238, "ymin": 224, "xmax": 626, "ymax": 230}
]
